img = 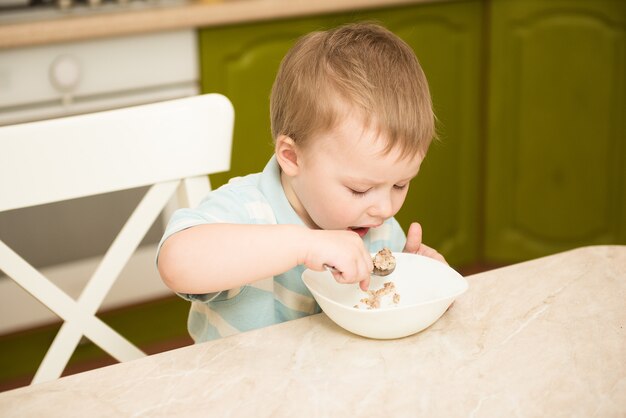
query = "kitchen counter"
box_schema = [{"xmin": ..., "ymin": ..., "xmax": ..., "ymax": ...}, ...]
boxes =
[
  {"xmin": 0, "ymin": 0, "xmax": 448, "ymax": 49},
  {"xmin": 0, "ymin": 245, "xmax": 624, "ymax": 417}
]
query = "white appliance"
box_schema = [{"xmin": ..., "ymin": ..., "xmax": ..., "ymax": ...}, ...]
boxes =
[
  {"xmin": 0, "ymin": 0, "xmax": 189, "ymax": 17},
  {"xmin": 0, "ymin": 29, "xmax": 199, "ymax": 334}
]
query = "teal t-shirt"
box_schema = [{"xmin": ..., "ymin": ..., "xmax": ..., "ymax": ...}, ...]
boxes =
[{"xmin": 158, "ymin": 156, "xmax": 407, "ymax": 342}]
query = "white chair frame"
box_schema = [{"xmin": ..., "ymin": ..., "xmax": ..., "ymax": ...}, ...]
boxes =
[{"xmin": 0, "ymin": 94, "xmax": 234, "ymax": 384}]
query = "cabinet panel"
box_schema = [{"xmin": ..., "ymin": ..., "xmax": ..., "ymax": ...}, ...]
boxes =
[
  {"xmin": 358, "ymin": 2, "xmax": 482, "ymax": 266},
  {"xmin": 486, "ymin": 0, "xmax": 626, "ymax": 262},
  {"xmin": 199, "ymin": 0, "xmax": 624, "ymax": 268},
  {"xmin": 200, "ymin": 17, "xmax": 333, "ymax": 188}
]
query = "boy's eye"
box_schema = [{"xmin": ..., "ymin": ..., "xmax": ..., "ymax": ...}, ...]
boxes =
[
  {"xmin": 348, "ymin": 187, "xmax": 370, "ymax": 197},
  {"xmin": 394, "ymin": 184, "xmax": 408, "ymax": 190}
]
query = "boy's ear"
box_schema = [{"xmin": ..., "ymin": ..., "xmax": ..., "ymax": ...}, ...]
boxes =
[{"xmin": 275, "ymin": 134, "xmax": 300, "ymax": 176}]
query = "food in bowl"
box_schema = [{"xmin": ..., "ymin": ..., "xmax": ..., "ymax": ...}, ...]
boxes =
[
  {"xmin": 302, "ymin": 252, "xmax": 468, "ymax": 339},
  {"xmin": 355, "ymin": 281, "xmax": 400, "ymax": 309}
]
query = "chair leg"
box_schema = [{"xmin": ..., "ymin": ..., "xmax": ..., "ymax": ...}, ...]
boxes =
[
  {"xmin": 0, "ymin": 240, "xmax": 146, "ymax": 383},
  {"xmin": 32, "ymin": 181, "xmax": 179, "ymax": 383},
  {"xmin": 33, "ymin": 315, "xmax": 146, "ymax": 384}
]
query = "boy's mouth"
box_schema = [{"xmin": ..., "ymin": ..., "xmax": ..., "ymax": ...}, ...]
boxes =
[{"xmin": 349, "ymin": 227, "xmax": 370, "ymax": 237}]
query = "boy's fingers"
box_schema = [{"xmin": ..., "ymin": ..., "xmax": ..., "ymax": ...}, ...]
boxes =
[
  {"xmin": 403, "ymin": 223, "xmax": 448, "ymax": 264},
  {"xmin": 418, "ymin": 243, "xmax": 448, "ymax": 265},
  {"xmin": 403, "ymin": 222, "xmax": 423, "ymax": 254}
]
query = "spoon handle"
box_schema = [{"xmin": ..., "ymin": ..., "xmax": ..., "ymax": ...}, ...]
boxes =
[
  {"xmin": 323, "ymin": 264, "xmax": 393, "ymax": 277},
  {"xmin": 323, "ymin": 264, "xmax": 340, "ymax": 274}
]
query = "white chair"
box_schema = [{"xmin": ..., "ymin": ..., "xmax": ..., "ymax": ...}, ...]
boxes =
[{"xmin": 0, "ymin": 93, "xmax": 234, "ymax": 384}]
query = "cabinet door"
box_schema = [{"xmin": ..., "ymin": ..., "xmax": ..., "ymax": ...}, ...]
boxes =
[
  {"xmin": 485, "ymin": 0, "xmax": 626, "ymax": 263},
  {"xmin": 358, "ymin": 1, "xmax": 482, "ymax": 267},
  {"xmin": 199, "ymin": 16, "xmax": 343, "ymax": 188}
]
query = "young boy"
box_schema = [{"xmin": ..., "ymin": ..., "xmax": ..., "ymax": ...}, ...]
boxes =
[{"xmin": 157, "ymin": 22, "xmax": 445, "ymax": 342}]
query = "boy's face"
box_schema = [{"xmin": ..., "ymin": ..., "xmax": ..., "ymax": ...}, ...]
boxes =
[{"xmin": 279, "ymin": 110, "xmax": 424, "ymax": 236}]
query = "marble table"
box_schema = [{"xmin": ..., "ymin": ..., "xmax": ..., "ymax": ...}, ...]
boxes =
[{"xmin": 1, "ymin": 245, "xmax": 624, "ymax": 417}]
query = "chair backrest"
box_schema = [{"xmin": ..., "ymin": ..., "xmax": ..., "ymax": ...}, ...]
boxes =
[
  {"xmin": 0, "ymin": 93, "xmax": 234, "ymax": 384},
  {"xmin": 1, "ymin": 93, "xmax": 233, "ymax": 211}
]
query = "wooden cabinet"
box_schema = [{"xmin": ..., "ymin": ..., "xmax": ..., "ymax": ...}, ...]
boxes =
[
  {"xmin": 199, "ymin": 16, "xmax": 333, "ymax": 188},
  {"xmin": 198, "ymin": 0, "xmax": 625, "ymax": 269},
  {"xmin": 364, "ymin": 2, "xmax": 482, "ymax": 267},
  {"xmin": 199, "ymin": 1, "xmax": 482, "ymax": 268},
  {"xmin": 485, "ymin": 0, "xmax": 626, "ymax": 263}
]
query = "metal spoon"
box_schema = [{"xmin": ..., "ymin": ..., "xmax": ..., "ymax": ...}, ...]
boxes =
[
  {"xmin": 372, "ymin": 264, "xmax": 395, "ymax": 276},
  {"xmin": 372, "ymin": 248, "xmax": 396, "ymax": 277}
]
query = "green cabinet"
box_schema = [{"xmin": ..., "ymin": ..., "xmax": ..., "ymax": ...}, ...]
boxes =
[
  {"xmin": 199, "ymin": 0, "xmax": 625, "ymax": 270},
  {"xmin": 199, "ymin": 1, "xmax": 483, "ymax": 268},
  {"xmin": 199, "ymin": 17, "xmax": 334, "ymax": 187},
  {"xmin": 373, "ymin": 2, "xmax": 482, "ymax": 267},
  {"xmin": 485, "ymin": 0, "xmax": 626, "ymax": 263}
]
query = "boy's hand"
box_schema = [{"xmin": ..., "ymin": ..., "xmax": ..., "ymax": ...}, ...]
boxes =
[
  {"xmin": 403, "ymin": 222, "xmax": 447, "ymax": 264},
  {"xmin": 302, "ymin": 229, "xmax": 373, "ymax": 291}
]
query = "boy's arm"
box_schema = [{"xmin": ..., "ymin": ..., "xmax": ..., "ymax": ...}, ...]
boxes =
[{"xmin": 158, "ymin": 223, "xmax": 374, "ymax": 294}]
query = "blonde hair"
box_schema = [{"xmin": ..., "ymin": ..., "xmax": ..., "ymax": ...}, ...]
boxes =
[{"xmin": 270, "ymin": 22, "xmax": 435, "ymax": 158}]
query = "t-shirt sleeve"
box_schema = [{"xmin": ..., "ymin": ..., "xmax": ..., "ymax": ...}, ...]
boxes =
[
  {"xmin": 156, "ymin": 181, "xmax": 263, "ymax": 302},
  {"xmin": 158, "ymin": 184, "xmax": 252, "ymax": 252}
]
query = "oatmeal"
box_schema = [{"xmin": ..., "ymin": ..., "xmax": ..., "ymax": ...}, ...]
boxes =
[
  {"xmin": 372, "ymin": 248, "xmax": 396, "ymax": 273},
  {"xmin": 354, "ymin": 281, "xmax": 401, "ymax": 309}
]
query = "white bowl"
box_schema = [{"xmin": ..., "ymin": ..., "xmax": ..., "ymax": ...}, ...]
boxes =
[{"xmin": 302, "ymin": 252, "xmax": 468, "ymax": 339}]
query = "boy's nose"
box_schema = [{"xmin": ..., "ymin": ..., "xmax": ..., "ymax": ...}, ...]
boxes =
[{"xmin": 368, "ymin": 196, "xmax": 394, "ymax": 219}]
